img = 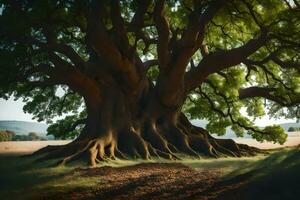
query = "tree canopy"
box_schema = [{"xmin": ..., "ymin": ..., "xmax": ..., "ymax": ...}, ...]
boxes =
[{"xmin": 0, "ymin": 0, "xmax": 299, "ymax": 147}]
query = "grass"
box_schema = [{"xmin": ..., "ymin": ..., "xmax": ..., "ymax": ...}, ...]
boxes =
[
  {"xmin": 0, "ymin": 147, "xmax": 299, "ymax": 199},
  {"xmin": 0, "ymin": 154, "xmax": 73, "ymax": 199},
  {"xmin": 231, "ymin": 146, "xmax": 300, "ymax": 200}
]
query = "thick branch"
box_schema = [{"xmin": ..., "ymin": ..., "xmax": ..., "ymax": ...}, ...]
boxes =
[
  {"xmin": 129, "ymin": 0, "xmax": 151, "ymax": 30},
  {"xmin": 239, "ymin": 86, "xmax": 299, "ymax": 107},
  {"xmin": 154, "ymin": 0, "xmax": 170, "ymax": 72},
  {"xmin": 167, "ymin": 0, "xmax": 226, "ymax": 86},
  {"xmin": 271, "ymin": 56, "xmax": 300, "ymax": 72},
  {"xmin": 185, "ymin": 30, "xmax": 267, "ymax": 91},
  {"xmin": 27, "ymin": 79, "xmax": 62, "ymax": 89},
  {"xmin": 86, "ymin": 2, "xmax": 141, "ymax": 89},
  {"xmin": 245, "ymin": 51, "xmax": 300, "ymax": 73},
  {"xmin": 111, "ymin": 0, "xmax": 131, "ymax": 55}
]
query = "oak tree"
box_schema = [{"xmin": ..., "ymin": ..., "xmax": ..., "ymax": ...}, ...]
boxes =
[{"xmin": 0, "ymin": 0, "xmax": 299, "ymax": 166}]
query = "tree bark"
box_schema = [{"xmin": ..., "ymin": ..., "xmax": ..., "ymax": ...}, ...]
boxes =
[{"xmin": 34, "ymin": 78, "xmax": 259, "ymax": 167}]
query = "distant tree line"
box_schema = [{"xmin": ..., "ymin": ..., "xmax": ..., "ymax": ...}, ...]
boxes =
[
  {"xmin": 0, "ymin": 130, "xmax": 46, "ymax": 141},
  {"xmin": 288, "ymin": 127, "xmax": 300, "ymax": 132}
]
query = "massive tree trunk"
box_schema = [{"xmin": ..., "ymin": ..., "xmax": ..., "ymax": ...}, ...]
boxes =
[
  {"xmin": 27, "ymin": 0, "xmax": 268, "ymax": 166},
  {"xmin": 34, "ymin": 76, "xmax": 258, "ymax": 167},
  {"xmin": 2, "ymin": 0, "xmax": 297, "ymax": 168}
]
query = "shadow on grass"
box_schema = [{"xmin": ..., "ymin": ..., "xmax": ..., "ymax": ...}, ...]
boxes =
[
  {"xmin": 1, "ymin": 147, "xmax": 299, "ymax": 200},
  {"xmin": 244, "ymin": 147, "xmax": 300, "ymax": 200},
  {"xmin": 206, "ymin": 147, "xmax": 300, "ymax": 200},
  {"xmin": 0, "ymin": 154, "xmax": 76, "ymax": 199}
]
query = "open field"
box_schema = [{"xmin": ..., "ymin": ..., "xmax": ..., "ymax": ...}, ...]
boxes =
[
  {"xmin": 1, "ymin": 134, "xmax": 300, "ymax": 155},
  {"xmin": 0, "ymin": 147, "xmax": 299, "ymax": 199},
  {"xmin": 0, "ymin": 152, "xmax": 263, "ymax": 199},
  {"xmin": 0, "ymin": 140, "xmax": 300, "ymax": 199},
  {"xmin": 0, "ymin": 140, "xmax": 70, "ymax": 154},
  {"xmin": 234, "ymin": 134, "xmax": 300, "ymax": 149}
]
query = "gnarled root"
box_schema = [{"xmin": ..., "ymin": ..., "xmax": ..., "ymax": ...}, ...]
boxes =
[{"xmin": 33, "ymin": 121, "xmax": 262, "ymax": 167}]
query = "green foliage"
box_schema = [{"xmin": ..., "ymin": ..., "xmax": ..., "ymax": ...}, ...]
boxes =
[
  {"xmin": 288, "ymin": 127, "xmax": 300, "ymax": 132},
  {"xmin": 0, "ymin": 0, "xmax": 299, "ymax": 144},
  {"xmin": 250, "ymin": 125, "xmax": 287, "ymax": 145},
  {"xmin": 183, "ymin": 0, "xmax": 300, "ymax": 143},
  {"xmin": 230, "ymin": 148, "xmax": 300, "ymax": 199},
  {"xmin": 288, "ymin": 127, "xmax": 295, "ymax": 132},
  {"xmin": 0, "ymin": 130, "xmax": 15, "ymax": 141},
  {"xmin": 245, "ymin": 98, "xmax": 265, "ymax": 118},
  {"xmin": 22, "ymin": 87, "xmax": 84, "ymax": 123},
  {"xmin": 147, "ymin": 66, "xmax": 159, "ymax": 82},
  {"xmin": 206, "ymin": 118, "xmax": 231, "ymax": 136},
  {"xmin": 47, "ymin": 112, "xmax": 86, "ymax": 140},
  {"xmin": 0, "ymin": 130, "xmax": 45, "ymax": 141}
]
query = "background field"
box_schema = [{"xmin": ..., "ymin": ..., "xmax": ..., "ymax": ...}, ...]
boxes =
[
  {"xmin": 1, "ymin": 134, "xmax": 300, "ymax": 155},
  {"xmin": 0, "ymin": 145, "xmax": 299, "ymax": 199},
  {"xmin": 1, "ymin": 121, "xmax": 300, "ymax": 199}
]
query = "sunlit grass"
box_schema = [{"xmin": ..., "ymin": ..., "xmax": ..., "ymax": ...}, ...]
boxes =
[
  {"xmin": 182, "ymin": 156, "xmax": 265, "ymax": 174},
  {"xmin": 1, "ymin": 147, "xmax": 299, "ymax": 199}
]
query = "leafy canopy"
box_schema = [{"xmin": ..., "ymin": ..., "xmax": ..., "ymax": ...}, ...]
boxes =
[{"xmin": 0, "ymin": 0, "xmax": 299, "ymax": 143}]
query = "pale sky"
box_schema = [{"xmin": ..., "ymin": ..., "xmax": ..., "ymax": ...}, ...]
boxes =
[
  {"xmin": 0, "ymin": 97, "xmax": 37, "ymax": 122},
  {"xmin": 0, "ymin": 97, "xmax": 65, "ymax": 123},
  {"xmin": 0, "ymin": 96, "xmax": 296, "ymax": 125}
]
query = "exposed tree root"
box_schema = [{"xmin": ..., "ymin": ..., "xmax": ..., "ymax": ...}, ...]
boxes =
[{"xmin": 32, "ymin": 119, "xmax": 263, "ymax": 167}]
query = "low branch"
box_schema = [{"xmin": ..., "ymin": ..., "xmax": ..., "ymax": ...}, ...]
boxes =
[
  {"xmin": 239, "ymin": 86, "xmax": 299, "ymax": 107},
  {"xmin": 198, "ymin": 88, "xmax": 269, "ymax": 135},
  {"xmin": 185, "ymin": 29, "xmax": 268, "ymax": 91}
]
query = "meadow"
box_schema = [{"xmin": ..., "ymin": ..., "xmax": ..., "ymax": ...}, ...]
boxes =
[{"xmin": 0, "ymin": 140, "xmax": 300, "ymax": 199}]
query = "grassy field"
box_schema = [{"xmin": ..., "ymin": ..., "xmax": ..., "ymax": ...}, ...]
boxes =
[
  {"xmin": 0, "ymin": 141, "xmax": 69, "ymax": 154},
  {"xmin": 0, "ymin": 142, "xmax": 300, "ymax": 199},
  {"xmin": 1, "ymin": 134, "xmax": 300, "ymax": 155},
  {"xmin": 0, "ymin": 154, "xmax": 263, "ymax": 199}
]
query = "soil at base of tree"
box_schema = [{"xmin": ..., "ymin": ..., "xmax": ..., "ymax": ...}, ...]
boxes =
[{"xmin": 46, "ymin": 163, "xmax": 250, "ymax": 200}]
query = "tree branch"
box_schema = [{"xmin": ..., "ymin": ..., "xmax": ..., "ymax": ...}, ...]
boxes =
[
  {"xmin": 239, "ymin": 86, "xmax": 300, "ymax": 107},
  {"xmin": 86, "ymin": 1, "xmax": 141, "ymax": 89},
  {"xmin": 198, "ymin": 87, "xmax": 269, "ymax": 135},
  {"xmin": 144, "ymin": 59, "xmax": 158, "ymax": 70},
  {"xmin": 167, "ymin": 0, "xmax": 227, "ymax": 87},
  {"xmin": 111, "ymin": 0, "xmax": 131, "ymax": 56},
  {"xmin": 153, "ymin": 0, "xmax": 170, "ymax": 71},
  {"xmin": 185, "ymin": 29, "xmax": 268, "ymax": 91}
]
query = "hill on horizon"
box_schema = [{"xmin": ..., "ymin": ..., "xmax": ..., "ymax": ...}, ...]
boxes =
[
  {"xmin": 0, "ymin": 120, "xmax": 299, "ymax": 140},
  {"xmin": 0, "ymin": 120, "xmax": 53, "ymax": 139},
  {"xmin": 192, "ymin": 119, "xmax": 300, "ymax": 138}
]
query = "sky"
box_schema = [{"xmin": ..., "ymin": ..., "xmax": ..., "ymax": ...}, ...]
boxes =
[
  {"xmin": 0, "ymin": 96, "xmax": 297, "ymax": 126},
  {"xmin": 0, "ymin": 97, "xmax": 37, "ymax": 122},
  {"xmin": 0, "ymin": 97, "xmax": 65, "ymax": 123}
]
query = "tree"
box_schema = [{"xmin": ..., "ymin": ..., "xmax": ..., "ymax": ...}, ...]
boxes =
[
  {"xmin": 0, "ymin": 0, "xmax": 299, "ymax": 166},
  {"xmin": 0, "ymin": 130, "xmax": 16, "ymax": 141},
  {"xmin": 288, "ymin": 127, "xmax": 300, "ymax": 132},
  {"xmin": 28, "ymin": 132, "xmax": 40, "ymax": 140},
  {"xmin": 288, "ymin": 127, "xmax": 296, "ymax": 132}
]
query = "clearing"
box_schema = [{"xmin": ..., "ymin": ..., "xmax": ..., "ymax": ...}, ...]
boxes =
[{"xmin": 0, "ymin": 141, "xmax": 300, "ymax": 200}]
